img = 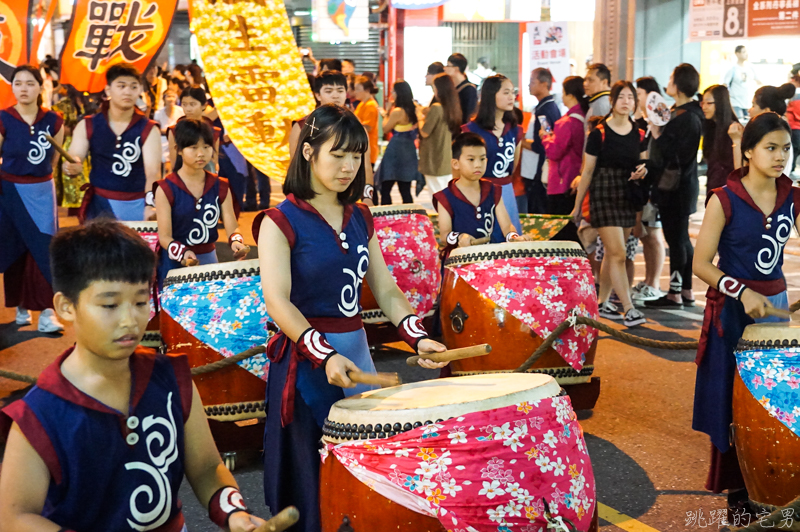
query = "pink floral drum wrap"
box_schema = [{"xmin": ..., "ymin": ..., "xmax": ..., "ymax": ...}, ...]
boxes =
[{"xmin": 321, "ymin": 374, "xmax": 596, "ymax": 532}]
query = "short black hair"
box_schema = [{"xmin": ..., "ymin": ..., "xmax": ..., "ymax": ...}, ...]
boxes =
[
  {"xmin": 315, "ymin": 70, "xmax": 347, "ymax": 92},
  {"xmin": 11, "ymin": 65, "xmax": 43, "ymax": 86},
  {"xmin": 532, "ymin": 68, "xmax": 553, "ymax": 89},
  {"xmin": 174, "ymin": 118, "xmax": 215, "ymax": 151},
  {"xmin": 587, "ymin": 63, "xmax": 611, "ymax": 85},
  {"xmin": 180, "ymin": 86, "xmax": 207, "ymax": 105},
  {"xmin": 106, "ymin": 63, "xmax": 141, "ymax": 85},
  {"xmin": 671, "ymin": 63, "xmax": 699, "ymax": 97},
  {"xmin": 284, "ymin": 104, "xmax": 368, "ymax": 204},
  {"xmin": 452, "ymin": 132, "xmax": 486, "ymax": 160},
  {"xmin": 735, "ymin": 45, "xmax": 746, "ymax": 54},
  {"xmin": 319, "ymin": 58, "xmax": 343, "ymax": 72},
  {"xmin": 51, "ymin": 220, "xmax": 156, "ymax": 302},
  {"xmin": 635, "ymin": 76, "xmax": 661, "ymax": 96},
  {"xmin": 447, "ymin": 53, "xmax": 468, "ymax": 74},
  {"xmin": 354, "ymin": 75, "xmax": 378, "ymax": 95},
  {"xmin": 427, "ymin": 62, "xmax": 445, "ymax": 76}
]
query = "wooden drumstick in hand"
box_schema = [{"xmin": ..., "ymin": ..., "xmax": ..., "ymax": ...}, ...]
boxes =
[
  {"xmin": 765, "ymin": 306, "xmax": 795, "ymax": 320},
  {"xmin": 407, "ymin": 344, "xmax": 492, "ymax": 367},
  {"xmin": 254, "ymin": 506, "xmax": 300, "ymax": 532},
  {"xmin": 347, "ymin": 370, "xmax": 401, "ymax": 387},
  {"xmin": 44, "ymin": 134, "xmax": 80, "ymax": 164}
]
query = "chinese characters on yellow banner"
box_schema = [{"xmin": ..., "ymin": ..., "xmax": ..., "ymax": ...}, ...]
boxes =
[
  {"xmin": 189, "ymin": 0, "xmax": 316, "ymax": 182},
  {"xmin": 59, "ymin": 0, "xmax": 178, "ymax": 92}
]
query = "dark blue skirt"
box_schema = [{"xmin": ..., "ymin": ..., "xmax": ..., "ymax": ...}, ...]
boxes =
[{"xmin": 374, "ymin": 129, "xmax": 424, "ymax": 191}]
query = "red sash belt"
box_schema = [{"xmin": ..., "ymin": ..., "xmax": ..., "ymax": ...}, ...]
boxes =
[
  {"xmin": 267, "ymin": 315, "xmax": 363, "ymax": 427},
  {"xmin": 697, "ymin": 276, "xmax": 787, "ymax": 365},
  {"xmin": 78, "ymin": 184, "xmax": 146, "ymax": 223},
  {"xmin": 0, "ymin": 171, "xmax": 52, "ymax": 184},
  {"xmin": 489, "ymin": 176, "xmax": 512, "ymax": 186}
]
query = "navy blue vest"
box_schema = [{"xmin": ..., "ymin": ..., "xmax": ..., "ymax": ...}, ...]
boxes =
[
  {"xmin": 0, "ymin": 107, "xmax": 62, "ymax": 178},
  {"xmin": 156, "ymin": 172, "xmax": 228, "ymax": 251},
  {"xmin": 262, "ymin": 196, "xmax": 374, "ymax": 319},
  {"xmin": 716, "ymin": 172, "xmax": 799, "ymax": 282},
  {"xmin": 87, "ymin": 105, "xmax": 156, "ymax": 193},
  {"xmin": 433, "ymin": 179, "xmax": 505, "ymax": 243},
  {"xmin": 0, "ymin": 348, "xmax": 191, "ymax": 532},
  {"xmin": 462, "ymin": 121, "xmax": 523, "ymax": 181}
]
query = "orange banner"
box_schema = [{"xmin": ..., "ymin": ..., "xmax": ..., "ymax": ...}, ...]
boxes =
[
  {"xmin": 30, "ymin": 0, "xmax": 58, "ymax": 66},
  {"xmin": 0, "ymin": 0, "xmax": 31, "ymax": 108},
  {"xmin": 59, "ymin": 0, "xmax": 178, "ymax": 93}
]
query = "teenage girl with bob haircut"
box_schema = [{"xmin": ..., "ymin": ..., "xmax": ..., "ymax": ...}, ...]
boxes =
[
  {"xmin": 254, "ymin": 104, "xmax": 447, "ymax": 532},
  {"xmin": 693, "ymin": 112, "xmax": 797, "ymax": 518}
]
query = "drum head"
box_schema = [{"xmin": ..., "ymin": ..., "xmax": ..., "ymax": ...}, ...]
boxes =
[
  {"xmin": 446, "ymin": 240, "xmax": 586, "ymax": 267},
  {"xmin": 369, "ymin": 204, "xmax": 429, "ymax": 217},
  {"xmin": 739, "ymin": 322, "xmax": 800, "ymax": 349},
  {"xmin": 327, "ymin": 373, "xmax": 559, "ymax": 431},
  {"xmin": 163, "ymin": 258, "xmax": 260, "ymax": 285},
  {"xmin": 119, "ymin": 221, "xmax": 159, "ymax": 233}
]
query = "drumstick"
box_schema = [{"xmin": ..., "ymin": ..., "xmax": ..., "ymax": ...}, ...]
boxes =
[
  {"xmin": 406, "ymin": 343, "xmax": 492, "ymax": 366},
  {"xmin": 254, "ymin": 506, "xmax": 300, "ymax": 532},
  {"xmin": 44, "ymin": 134, "xmax": 80, "ymax": 164},
  {"xmin": 471, "ymin": 236, "xmax": 491, "ymax": 245},
  {"xmin": 765, "ymin": 306, "xmax": 794, "ymax": 320},
  {"xmin": 183, "ymin": 258, "xmax": 199, "ymax": 267},
  {"xmin": 347, "ymin": 370, "xmax": 401, "ymax": 387}
]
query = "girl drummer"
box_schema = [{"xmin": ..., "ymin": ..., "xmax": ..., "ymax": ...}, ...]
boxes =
[
  {"xmin": 693, "ymin": 112, "xmax": 797, "ymax": 520},
  {"xmin": 154, "ymin": 118, "xmax": 247, "ymax": 288},
  {"xmin": 255, "ymin": 104, "xmax": 447, "ymax": 532},
  {"xmin": 0, "ymin": 65, "xmax": 65, "ymax": 333}
]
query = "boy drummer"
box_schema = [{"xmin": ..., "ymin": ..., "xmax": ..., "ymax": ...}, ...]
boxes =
[{"xmin": 63, "ymin": 64, "xmax": 161, "ymax": 222}]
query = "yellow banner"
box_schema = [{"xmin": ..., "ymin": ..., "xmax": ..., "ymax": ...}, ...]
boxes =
[{"xmin": 189, "ymin": 0, "xmax": 316, "ymax": 182}]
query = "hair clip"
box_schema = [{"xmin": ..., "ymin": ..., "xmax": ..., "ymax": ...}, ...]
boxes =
[{"xmin": 306, "ymin": 117, "xmax": 319, "ymax": 138}]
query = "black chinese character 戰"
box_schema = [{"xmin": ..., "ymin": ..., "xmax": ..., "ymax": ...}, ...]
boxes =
[{"xmin": 74, "ymin": 0, "xmax": 156, "ymax": 71}]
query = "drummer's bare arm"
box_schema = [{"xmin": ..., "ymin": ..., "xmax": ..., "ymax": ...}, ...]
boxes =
[
  {"xmin": 155, "ymin": 187, "xmax": 196, "ymax": 265},
  {"xmin": 496, "ymin": 199, "xmax": 530, "ymax": 242},
  {"xmin": 213, "ymin": 137, "xmax": 220, "ymax": 174},
  {"xmin": 183, "ymin": 383, "xmax": 268, "ymax": 531},
  {"xmin": 363, "ymin": 234, "xmax": 447, "ymax": 368},
  {"xmin": 436, "ymin": 204, "xmax": 453, "ymax": 247},
  {"xmin": 143, "ymin": 127, "xmax": 162, "ymax": 199},
  {"xmin": 257, "ymin": 216, "xmax": 358, "ymax": 387},
  {"xmin": 288, "ymin": 123, "xmax": 302, "ymax": 156},
  {"xmin": 362, "ymin": 159, "xmax": 374, "ymax": 206},
  {"xmin": 0, "ymin": 423, "xmax": 62, "ymax": 531},
  {"xmin": 50, "ymin": 128, "xmax": 65, "ymax": 174},
  {"xmin": 694, "ymin": 194, "xmax": 771, "ymax": 318},
  {"xmin": 220, "ymin": 194, "xmax": 247, "ymax": 259},
  {"xmin": 63, "ymin": 119, "xmax": 89, "ymax": 176},
  {"xmin": 571, "ymin": 154, "xmax": 596, "ymax": 223},
  {"xmin": 167, "ymin": 129, "xmax": 177, "ymax": 170}
]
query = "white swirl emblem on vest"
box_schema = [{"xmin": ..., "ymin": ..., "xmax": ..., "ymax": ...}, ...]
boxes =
[
  {"xmin": 477, "ymin": 205, "xmax": 496, "ymax": 238},
  {"xmin": 756, "ymin": 206, "xmax": 794, "ymax": 275},
  {"xmin": 112, "ymin": 137, "xmax": 142, "ymax": 177},
  {"xmin": 27, "ymin": 125, "xmax": 52, "ymax": 165},
  {"xmin": 339, "ymin": 244, "xmax": 370, "ymax": 317},
  {"xmin": 187, "ymin": 197, "xmax": 221, "ymax": 246},
  {"xmin": 125, "ymin": 392, "xmax": 179, "ymax": 531},
  {"xmin": 492, "ymin": 139, "xmax": 515, "ymax": 178}
]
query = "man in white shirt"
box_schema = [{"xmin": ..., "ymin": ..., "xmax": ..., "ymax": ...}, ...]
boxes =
[{"xmin": 723, "ymin": 45, "xmax": 760, "ymax": 119}]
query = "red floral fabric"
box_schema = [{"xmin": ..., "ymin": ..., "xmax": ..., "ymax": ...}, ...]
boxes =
[
  {"xmin": 448, "ymin": 257, "xmax": 598, "ymax": 371},
  {"xmin": 321, "ymin": 395, "xmax": 596, "ymax": 532}
]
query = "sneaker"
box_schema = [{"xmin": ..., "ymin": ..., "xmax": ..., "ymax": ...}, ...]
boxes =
[
  {"xmin": 15, "ymin": 306, "xmax": 32, "ymax": 325},
  {"xmin": 645, "ymin": 295, "xmax": 684, "ymax": 309},
  {"xmin": 598, "ymin": 301, "xmax": 623, "ymax": 320},
  {"xmin": 38, "ymin": 309, "xmax": 65, "ymax": 333},
  {"xmin": 632, "ymin": 284, "xmax": 663, "ymax": 303},
  {"xmin": 623, "ymin": 307, "xmax": 646, "ymax": 327}
]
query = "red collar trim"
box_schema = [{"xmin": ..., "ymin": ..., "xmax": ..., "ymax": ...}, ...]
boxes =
[
  {"xmin": 166, "ymin": 171, "xmax": 218, "ymax": 199},
  {"xmin": 449, "ymin": 178, "xmax": 492, "ymax": 207},
  {"xmin": 725, "ymin": 167, "xmax": 793, "ymax": 220},
  {"xmin": 99, "ymin": 100, "xmax": 145, "ymax": 133},
  {"xmin": 286, "ymin": 194, "xmax": 354, "ymax": 254},
  {"xmin": 4, "ymin": 106, "xmax": 49, "ymax": 126},
  {"xmin": 36, "ymin": 346, "xmax": 156, "ymax": 416}
]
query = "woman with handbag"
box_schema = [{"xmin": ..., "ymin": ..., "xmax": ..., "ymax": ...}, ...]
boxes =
[
  {"xmin": 645, "ymin": 64, "xmax": 704, "ymax": 310},
  {"xmin": 572, "ymin": 81, "xmax": 648, "ymax": 327}
]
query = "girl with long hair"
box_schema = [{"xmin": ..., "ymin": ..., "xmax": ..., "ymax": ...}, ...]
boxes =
[
  {"xmin": 0, "ymin": 65, "xmax": 66, "ymax": 332},
  {"xmin": 374, "ymin": 80, "xmax": 424, "ymax": 204},
  {"xmin": 255, "ymin": 105, "xmax": 447, "ymax": 532},
  {"xmin": 572, "ymin": 80, "xmax": 648, "ymax": 327},
  {"xmin": 693, "ymin": 112, "xmax": 796, "ymax": 521},
  {"xmin": 418, "ymin": 72, "xmax": 462, "ymax": 194},
  {"xmin": 462, "ymin": 74, "xmax": 523, "ymax": 232},
  {"xmin": 701, "ymin": 85, "xmax": 738, "ymax": 197}
]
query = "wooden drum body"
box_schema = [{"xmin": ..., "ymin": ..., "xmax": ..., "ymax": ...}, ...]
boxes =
[
  {"xmin": 159, "ymin": 260, "xmax": 271, "ymax": 452},
  {"xmin": 440, "ymin": 242, "xmax": 600, "ymax": 409},
  {"xmin": 121, "ymin": 221, "xmax": 160, "ymax": 331},
  {"xmin": 733, "ymin": 323, "xmax": 800, "ymax": 508},
  {"xmin": 320, "ymin": 374, "xmax": 564, "ymax": 532}
]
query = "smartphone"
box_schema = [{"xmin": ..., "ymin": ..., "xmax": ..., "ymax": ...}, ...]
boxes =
[{"xmin": 537, "ymin": 115, "xmax": 552, "ymax": 134}]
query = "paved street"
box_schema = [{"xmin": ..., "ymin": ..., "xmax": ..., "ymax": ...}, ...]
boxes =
[{"xmin": 2, "ymin": 182, "xmax": 799, "ymax": 531}]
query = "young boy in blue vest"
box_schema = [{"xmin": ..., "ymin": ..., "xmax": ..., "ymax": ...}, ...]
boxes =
[
  {"xmin": 0, "ymin": 221, "xmax": 268, "ymax": 532},
  {"xmin": 63, "ymin": 64, "xmax": 162, "ymax": 222},
  {"xmin": 433, "ymin": 132, "xmax": 529, "ymax": 259}
]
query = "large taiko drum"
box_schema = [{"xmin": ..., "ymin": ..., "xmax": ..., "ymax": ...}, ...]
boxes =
[
  {"xmin": 320, "ymin": 374, "xmax": 597, "ymax": 532},
  {"xmin": 361, "ymin": 204, "xmax": 441, "ymax": 326},
  {"xmin": 440, "ymin": 242, "xmax": 599, "ymax": 393},
  {"xmin": 733, "ymin": 323, "xmax": 800, "ymax": 510},
  {"xmin": 159, "ymin": 259, "xmax": 272, "ymax": 425},
  {"xmin": 120, "ymin": 221, "xmax": 160, "ymax": 330}
]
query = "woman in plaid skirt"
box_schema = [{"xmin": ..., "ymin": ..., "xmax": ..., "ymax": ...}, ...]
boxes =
[{"xmin": 572, "ymin": 80, "xmax": 648, "ymax": 327}]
